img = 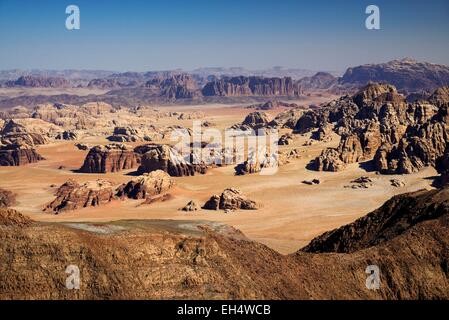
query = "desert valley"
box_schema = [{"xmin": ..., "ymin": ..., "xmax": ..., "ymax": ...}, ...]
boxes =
[{"xmin": 1, "ymin": 58, "xmax": 449, "ymax": 299}]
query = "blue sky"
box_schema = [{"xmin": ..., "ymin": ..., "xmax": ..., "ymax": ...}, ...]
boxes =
[{"xmin": 0, "ymin": 0, "xmax": 448, "ymax": 72}]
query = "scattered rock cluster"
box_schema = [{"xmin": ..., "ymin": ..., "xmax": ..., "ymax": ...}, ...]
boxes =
[{"xmin": 300, "ymin": 83, "xmax": 449, "ymax": 175}]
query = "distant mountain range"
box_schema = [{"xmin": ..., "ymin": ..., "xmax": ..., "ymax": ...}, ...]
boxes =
[{"xmin": 0, "ymin": 59, "xmax": 448, "ymax": 108}]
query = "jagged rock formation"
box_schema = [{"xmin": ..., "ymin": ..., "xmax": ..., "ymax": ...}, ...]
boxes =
[
  {"xmin": 340, "ymin": 58, "xmax": 449, "ymax": 93},
  {"xmin": 268, "ymin": 107, "xmax": 305, "ymax": 129},
  {"xmin": 296, "ymin": 72, "xmax": 338, "ymax": 91},
  {"xmin": 202, "ymin": 76, "xmax": 301, "ymax": 97},
  {"xmin": 303, "ymin": 187, "xmax": 449, "ymax": 253},
  {"xmin": 79, "ymin": 144, "xmax": 140, "ymax": 173},
  {"xmin": 235, "ymin": 148, "xmax": 300, "ymax": 175},
  {"xmin": 203, "ymin": 188, "xmax": 257, "ymax": 210},
  {"xmin": 0, "ymin": 144, "xmax": 44, "ymax": 166},
  {"xmin": 116, "ymin": 170, "xmax": 174, "ymax": 200},
  {"xmin": 311, "ymin": 148, "xmax": 347, "ymax": 172},
  {"xmin": 137, "ymin": 144, "xmax": 207, "ymax": 177},
  {"xmin": 312, "ymin": 123, "xmax": 333, "ymax": 142},
  {"xmin": 302, "ymin": 83, "xmax": 449, "ymax": 174},
  {"xmin": 6, "ymin": 75, "xmax": 69, "ymax": 88},
  {"xmin": 107, "ymin": 126, "xmax": 151, "ymax": 142},
  {"xmin": 1, "ymin": 187, "xmax": 449, "ymax": 299},
  {"xmin": 0, "ymin": 188, "xmax": 16, "ymax": 208},
  {"xmin": 43, "ymin": 179, "xmax": 115, "ymax": 213}
]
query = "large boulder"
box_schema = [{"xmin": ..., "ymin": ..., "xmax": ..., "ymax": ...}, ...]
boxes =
[
  {"xmin": 0, "ymin": 208, "xmax": 32, "ymax": 227},
  {"xmin": 203, "ymin": 188, "xmax": 257, "ymax": 211},
  {"xmin": 116, "ymin": 170, "xmax": 174, "ymax": 199}
]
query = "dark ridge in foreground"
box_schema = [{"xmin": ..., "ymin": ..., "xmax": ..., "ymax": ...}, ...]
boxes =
[
  {"xmin": 302, "ymin": 187, "xmax": 449, "ymax": 253},
  {"xmin": 0, "ymin": 187, "xmax": 448, "ymax": 299}
]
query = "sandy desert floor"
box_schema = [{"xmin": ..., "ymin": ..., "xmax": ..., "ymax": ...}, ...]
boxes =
[{"xmin": 0, "ymin": 96, "xmax": 437, "ymax": 254}]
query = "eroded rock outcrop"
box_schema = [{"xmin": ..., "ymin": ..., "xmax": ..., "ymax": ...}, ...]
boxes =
[
  {"xmin": 79, "ymin": 144, "xmax": 140, "ymax": 173},
  {"xmin": 202, "ymin": 76, "xmax": 301, "ymax": 97},
  {"xmin": 137, "ymin": 144, "xmax": 207, "ymax": 177},
  {"xmin": 0, "ymin": 144, "xmax": 44, "ymax": 166},
  {"xmin": 203, "ymin": 188, "xmax": 257, "ymax": 211},
  {"xmin": 303, "ymin": 83, "xmax": 449, "ymax": 174},
  {"xmin": 44, "ymin": 179, "xmax": 115, "ymax": 213}
]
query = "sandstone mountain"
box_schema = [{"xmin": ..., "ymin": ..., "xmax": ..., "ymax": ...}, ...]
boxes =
[
  {"xmin": 340, "ymin": 58, "xmax": 449, "ymax": 93},
  {"xmin": 202, "ymin": 76, "xmax": 301, "ymax": 97},
  {"xmin": 301, "ymin": 83, "xmax": 449, "ymax": 175}
]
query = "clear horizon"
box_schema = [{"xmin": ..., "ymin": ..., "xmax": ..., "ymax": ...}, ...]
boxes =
[{"xmin": 1, "ymin": 0, "xmax": 448, "ymax": 71}]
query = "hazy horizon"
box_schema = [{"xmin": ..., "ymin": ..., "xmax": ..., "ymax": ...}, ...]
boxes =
[{"xmin": 1, "ymin": 0, "xmax": 449, "ymax": 71}]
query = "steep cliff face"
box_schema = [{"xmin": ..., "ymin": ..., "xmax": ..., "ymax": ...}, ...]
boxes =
[
  {"xmin": 1, "ymin": 186, "xmax": 449, "ymax": 299},
  {"xmin": 79, "ymin": 144, "xmax": 140, "ymax": 173},
  {"xmin": 43, "ymin": 179, "xmax": 115, "ymax": 213},
  {"xmin": 202, "ymin": 76, "xmax": 301, "ymax": 97},
  {"xmin": 304, "ymin": 83, "xmax": 449, "ymax": 174},
  {"xmin": 0, "ymin": 144, "xmax": 44, "ymax": 166}
]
